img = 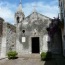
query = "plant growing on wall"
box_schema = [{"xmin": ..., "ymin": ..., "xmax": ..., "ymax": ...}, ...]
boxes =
[{"xmin": 41, "ymin": 52, "xmax": 52, "ymax": 61}]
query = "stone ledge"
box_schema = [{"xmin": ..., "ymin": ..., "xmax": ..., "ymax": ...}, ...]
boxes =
[{"xmin": 0, "ymin": 56, "xmax": 7, "ymax": 60}]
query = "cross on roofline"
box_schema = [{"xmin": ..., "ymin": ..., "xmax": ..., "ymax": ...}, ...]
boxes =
[
  {"xmin": 33, "ymin": 3, "xmax": 37, "ymax": 12},
  {"xmin": 20, "ymin": 0, "xmax": 22, "ymax": 4}
]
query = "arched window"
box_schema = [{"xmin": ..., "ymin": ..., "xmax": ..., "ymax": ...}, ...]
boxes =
[{"xmin": 17, "ymin": 17, "xmax": 19, "ymax": 23}]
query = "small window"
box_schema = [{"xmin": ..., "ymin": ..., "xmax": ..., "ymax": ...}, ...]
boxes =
[
  {"xmin": 22, "ymin": 30, "xmax": 25, "ymax": 33},
  {"xmin": 22, "ymin": 37, "xmax": 26, "ymax": 42}
]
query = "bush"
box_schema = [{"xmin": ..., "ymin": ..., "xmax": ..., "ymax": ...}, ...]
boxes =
[
  {"xmin": 41, "ymin": 52, "xmax": 47, "ymax": 60},
  {"xmin": 7, "ymin": 51, "xmax": 18, "ymax": 59},
  {"xmin": 41, "ymin": 52, "xmax": 52, "ymax": 61}
]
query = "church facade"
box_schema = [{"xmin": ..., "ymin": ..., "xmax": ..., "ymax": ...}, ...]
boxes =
[{"xmin": 15, "ymin": 3, "xmax": 52, "ymax": 55}]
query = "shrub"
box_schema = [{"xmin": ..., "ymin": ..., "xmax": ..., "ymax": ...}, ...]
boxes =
[
  {"xmin": 41, "ymin": 52, "xmax": 47, "ymax": 60},
  {"xmin": 41, "ymin": 52, "xmax": 52, "ymax": 61},
  {"xmin": 7, "ymin": 51, "xmax": 18, "ymax": 59}
]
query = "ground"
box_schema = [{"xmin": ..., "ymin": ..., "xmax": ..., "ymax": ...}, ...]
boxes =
[{"xmin": 0, "ymin": 54, "xmax": 65, "ymax": 65}]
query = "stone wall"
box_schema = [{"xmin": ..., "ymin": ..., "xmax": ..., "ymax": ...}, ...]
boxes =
[
  {"xmin": 0, "ymin": 22, "xmax": 7, "ymax": 58},
  {"xmin": 0, "ymin": 21, "xmax": 16, "ymax": 58},
  {"xmin": 59, "ymin": 0, "xmax": 65, "ymax": 56},
  {"xmin": 6, "ymin": 23, "xmax": 16, "ymax": 53},
  {"xmin": 0, "ymin": 18, "xmax": 3, "ymax": 56}
]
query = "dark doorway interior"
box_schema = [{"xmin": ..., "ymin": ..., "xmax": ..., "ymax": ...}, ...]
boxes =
[{"xmin": 32, "ymin": 37, "xmax": 40, "ymax": 53}]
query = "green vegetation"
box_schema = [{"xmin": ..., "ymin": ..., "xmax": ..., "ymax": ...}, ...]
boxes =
[
  {"xmin": 41, "ymin": 52, "xmax": 52, "ymax": 61},
  {"xmin": 7, "ymin": 51, "xmax": 18, "ymax": 59}
]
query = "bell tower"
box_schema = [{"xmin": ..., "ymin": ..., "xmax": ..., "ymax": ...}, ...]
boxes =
[
  {"xmin": 15, "ymin": 0, "xmax": 25, "ymax": 55},
  {"xmin": 15, "ymin": 0, "xmax": 25, "ymax": 24}
]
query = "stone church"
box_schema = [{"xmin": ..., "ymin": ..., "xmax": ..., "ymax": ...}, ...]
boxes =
[
  {"xmin": 15, "ymin": 2, "xmax": 52, "ymax": 55},
  {"xmin": 0, "ymin": 1, "xmax": 62, "ymax": 58}
]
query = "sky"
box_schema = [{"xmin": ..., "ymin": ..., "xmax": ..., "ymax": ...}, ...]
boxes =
[{"xmin": 0, "ymin": 0, "xmax": 59, "ymax": 24}]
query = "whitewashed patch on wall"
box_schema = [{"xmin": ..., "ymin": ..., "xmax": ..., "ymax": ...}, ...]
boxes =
[
  {"xmin": 22, "ymin": 37, "xmax": 26, "ymax": 42},
  {"xmin": 43, "ymin": 34, "xmax": 49, "ymax": 52}
]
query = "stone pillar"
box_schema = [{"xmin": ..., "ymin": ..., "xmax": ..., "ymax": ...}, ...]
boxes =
[
  {"xmin": 62, "ymin": 31, "xmax": 65, "ymax": 56},
  {"xmin": 0, "ymin": 22, "xmax": 7, "ymax": 58},
  {"xmin": 1, "ymin": 37, "xmax": 7, "ymax": 58},
  {"xmin": 16, "ymin": 24, "xmax": 23, "ymax": 55}
]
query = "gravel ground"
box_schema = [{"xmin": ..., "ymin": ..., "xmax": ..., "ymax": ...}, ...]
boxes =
[
  {"xmin": 0, "ymin": 54, "xmax": 65, "ymax": 65},
  {"xmin": 0, "ymin": 58, "xmax": 45, "ymax": 65},
  {"xmin": 0, "ymin": 58, "xmax": 57, "ymax": 65}
]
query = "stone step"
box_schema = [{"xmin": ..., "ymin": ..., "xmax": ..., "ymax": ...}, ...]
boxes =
[{"xmin": 18, "ymin": 54, "xmax": 41, "ymax": 59}]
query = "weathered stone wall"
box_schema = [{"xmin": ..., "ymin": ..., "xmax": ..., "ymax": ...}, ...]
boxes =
[
  {"xmin": 59, "ymin": 0, "xmax": 65, "ymax": 56},
  {"xmin": 61, "ymin": 29, "xmax": 65, "ymax": 56},
  {"xmin": 51, "ymin": 32, "xmax": 62, "ymax": 54},
  {"xmin": 0, "ymin": 20, "xmax": 16, "ymax": 58},
  {"xmin": 0, "ymin": 18, "xmax": 3, "ymax": 56},
  {"xmin": 6, "ymin": 23, "xmax": 16, "ymax": 53},
  {"xmin": 1, "ymin": 22, "xmax": 7, "ymax": 58}
]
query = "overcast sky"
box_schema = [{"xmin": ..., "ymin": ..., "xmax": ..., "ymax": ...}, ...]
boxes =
[{"xmin": 0, "ymin": 0, "xmax": 59, "ymax": 24}]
